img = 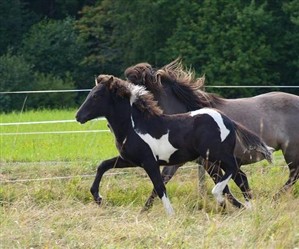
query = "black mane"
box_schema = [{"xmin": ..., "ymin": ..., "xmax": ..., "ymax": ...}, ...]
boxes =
[{"xmin": 97, "ymin": 74, "xmax": 163, "ymax": 116}]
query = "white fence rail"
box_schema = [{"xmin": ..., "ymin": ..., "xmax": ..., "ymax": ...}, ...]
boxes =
[
  {"xmin": 1, "ymin": 85, "xmax": 298, "ymax": 136},
  {"xmin": 0, "ymin": 118, "xmax": 108, "ymax": 136}
]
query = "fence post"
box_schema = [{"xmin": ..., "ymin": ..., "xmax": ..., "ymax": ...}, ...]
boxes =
[{"xmin": 198, "ymin": 164, "xmax": 206, "ymax": 194}]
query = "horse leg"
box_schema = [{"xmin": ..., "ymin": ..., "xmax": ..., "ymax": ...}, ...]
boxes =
[
  {"xmin": 211, "ymin": 170, "xmax": 232, "ymax": 206},
  {"xmin": 142, "ymin": 165, "xmax": 181, "ymax": 212},
  {"xmin": 143, "ymin": 161, "xmax": 174, "ymax": 215},
  {"xmin": 274, "ymin": 148, "xmax": 299, "ymax": 200},
  {"xmin": 231, "ymin": 168, "xmax": 253, "ymax": 208},
  {"xmin": 219, "ymin": 157, "xmax": 252, "ymax": 209},
  {"xmin": 205, "ymin": 160, "xmax": 243, "ymax": 208},
  {"xmin": 90, "ymin": 156, "xmax": 131, "ymax": 205}
]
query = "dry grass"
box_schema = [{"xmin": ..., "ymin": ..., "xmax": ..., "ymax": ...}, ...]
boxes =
[
  {"xmin": 1, "ymin": 162, "xmax": 298, "ymax": 249},
  {"xmin": 1, "ymin": 110, "xmax": 298, "ymax": 248}
]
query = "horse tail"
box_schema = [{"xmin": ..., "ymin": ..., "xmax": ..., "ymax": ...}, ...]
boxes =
[{"xmin": 233, "ymin": 122, "xmax": 274, "ymax": 164}]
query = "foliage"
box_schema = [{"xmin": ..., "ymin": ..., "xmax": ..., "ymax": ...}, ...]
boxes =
[
  {"xmin": 20, "ymin": 17, "xmax": 88, "ymax": 88},
  {"xmin": 26, "ymin": 73, "xmax": 77, "ymax": 109},
  {"xmin": 0, "ymin": 53, "xmax": 35, "ymax": 112},
  {"xmin": 161, "ymin": 1, "xmax": 278, "ymax": 97},
  {"xmin": 0, "ymin": 0, "xmax": 35, "ymax": 55},
  {"xmin": 77, "ymin": 0, "xmax": 178, "ymax": 74},
  {"xmin": 0, "ymin": 0, "xmax": 298, "ymax": 112},
  {"xmin": 0, "ymin": 53, "xmax": 77, "ymax": 112},
  {"xmin": 22, "ymin": 0, "xmax": 95, "ymax": 19}
]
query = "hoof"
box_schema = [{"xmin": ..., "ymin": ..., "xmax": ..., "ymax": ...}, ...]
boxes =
[
  {"xmin": 140, "ymin": 204, "xmax": 152, "ymax": 213},
  {"xmin": 140, "ymin": 197, "xmax": 155, "ymax": 213},
  {"xmin": 244, "ymin": 201, "xmax": 253, "ymax": 210},
  {"xmin": 94, "ymin": 196, "xmax": 103, "ymax": 206},
  {"xmin": 272, "ymin": 192, "xmax": 281, "ymax": 202},
  {"xmin": 225, "ymin": 194, "xmax": 244, "ymax": 209},
  {"xmin": 219, "ymin": 200, "xmax": 226, "ymax": 209}
]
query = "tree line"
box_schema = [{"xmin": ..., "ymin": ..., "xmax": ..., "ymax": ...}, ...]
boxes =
[{"xmin": 0, "ymin": 0, "xmax": 298, "ymax": 112}]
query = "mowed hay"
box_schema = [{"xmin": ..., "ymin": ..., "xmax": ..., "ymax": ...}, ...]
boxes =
[{"xmin": 1, "ymin": 161, "xmax": 298, "ymax": 248}]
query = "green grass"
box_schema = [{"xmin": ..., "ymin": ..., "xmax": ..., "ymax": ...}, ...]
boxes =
[
  {"xmin": 0, "ymin": 109, "xmax": 117, "ymax": 162},
  {"xmin": 0, "ymin": 109, "xmax": 298, "ymax": 248}
]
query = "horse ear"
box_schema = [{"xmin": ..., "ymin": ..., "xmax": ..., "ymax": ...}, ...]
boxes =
[
  {"xmin": 96, "ymin": 75, "xmax": 114, "ymax": 86},
  {"xmin": 107, "ymin": 76, "xmax": 114, "ymax": 84}
]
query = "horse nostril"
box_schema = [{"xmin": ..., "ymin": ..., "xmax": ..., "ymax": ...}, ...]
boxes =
[{"xmin": 75, "ymin": 114, "xmax": 83, "ymax": 123}]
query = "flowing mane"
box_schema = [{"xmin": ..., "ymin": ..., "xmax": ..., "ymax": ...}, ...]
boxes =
[
  {"xmin": 97, "ymin": 74, "xmax": 163, "ymax": 116},
  {"xmin": 124, "ymin": 62, "xmax": 162, "ymax": 93},
  {"xmin": 125, "ymin": 58, "xmax": 225, "ymax": 109}
]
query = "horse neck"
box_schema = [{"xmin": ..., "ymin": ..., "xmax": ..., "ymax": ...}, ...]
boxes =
[
  {"xmin": 131, "ymin": 107, "xmax": 163, "ymax": 134},
  {"xmin": 105, "ymin": 106, "xmax": 132, "ymax": 143},
  {"xmin": 156, "ymin": 86, "xmax": 189, "ymax": 114}
]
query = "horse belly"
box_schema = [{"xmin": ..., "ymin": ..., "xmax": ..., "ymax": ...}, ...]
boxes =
[{"xmin": 165, "ymin": 149, "xmax": 199, "ymax": 166}]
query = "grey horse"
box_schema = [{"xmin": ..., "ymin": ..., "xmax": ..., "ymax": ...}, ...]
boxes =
[{"xmin": 125, "ymin": 59, "xmax": 299, "ymax": 210}]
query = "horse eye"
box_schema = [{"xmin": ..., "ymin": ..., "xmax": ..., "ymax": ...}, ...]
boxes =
[{"xmin": 92, "ymin": 93, "xmax": 98, "ymax": 99}]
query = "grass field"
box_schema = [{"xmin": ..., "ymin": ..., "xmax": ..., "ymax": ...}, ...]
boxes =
[{"xmin": 1, "ymin": 110, "xmax": 298, "ymax": 248}]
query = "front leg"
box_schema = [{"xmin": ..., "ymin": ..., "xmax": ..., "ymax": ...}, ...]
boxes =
[
  {"xmin": 142, "ymin": 164, "xmax": 182, "ymax": 212},
  {"xmin": 90, "ymin": 156, "xmax": 131, "ymax": 205},
  {"xmin": 143, "ymin": 160, "xmax": 174, "ymax": 216}
]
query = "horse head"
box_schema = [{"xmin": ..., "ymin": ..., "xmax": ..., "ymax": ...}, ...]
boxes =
[
  {"xmin": 125, "ymin": 62, "xmax": 162, "ymax": 93},
  {"xmin": 76, "ymin": 75, "xmax": 116, "ymax": 124}
]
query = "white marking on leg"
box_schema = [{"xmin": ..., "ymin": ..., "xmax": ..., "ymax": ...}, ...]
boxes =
[
  {"xmin": 244, "ymin": 201, "xmax": 253, "ymax": 210},
  {"xmin": 162, "ymin": 193, "xmax": 175, "ymax": 216},
  {"xmin": 212, "ymin": 174, "xmax": 232, "ymax": 204},
  {"xmin": 190, "ymin": 108, "xmax": 230, "ymax": 142}
]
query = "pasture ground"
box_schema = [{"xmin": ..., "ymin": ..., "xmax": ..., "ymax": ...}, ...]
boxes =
[{"xmin": 0, "ymin": 110, "xmax": 298, "ymax": 248}]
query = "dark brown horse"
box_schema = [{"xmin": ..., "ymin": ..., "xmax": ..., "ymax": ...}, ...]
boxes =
[{"xmin": 125, "ymin": 59, "xmax": 299, "ymax": 209}]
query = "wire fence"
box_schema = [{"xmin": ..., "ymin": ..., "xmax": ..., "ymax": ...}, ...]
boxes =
[
  {"xmin": 0, "ymin": 85, "xmax": 299, "ymax": 95},
  {"xmin": 0, "ymin": 118, "xmax": 108, "ymax": 136},
  {"xmin": 0, "ymin": 85, "xmax": 295, "ymax": 184}
]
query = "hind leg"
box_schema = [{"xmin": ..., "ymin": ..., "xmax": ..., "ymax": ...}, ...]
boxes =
[
  {"xmin": 205, "ymin": 160, "xmax": 244, "ymax": 208},
  {"xmin": 274, "ymin": 148, "xmax": 299, "ymax": 199},
  {"xmin": 231, "ymin": 168, "xmax": 253, "ymax": 208},
  {"xmin": 214, "ymin": 156, "xmax": 252, "ymax": 208}
]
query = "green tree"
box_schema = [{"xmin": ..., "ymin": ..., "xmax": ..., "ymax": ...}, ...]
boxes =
[
  {"xmin": 0, "ymin": 52, "xmax": 76, "ymax": 112},
  {"xmin": 20, "ymin": 17, "xmax": 88, "ymax": 88},
  {"xmin": 76, "ymin": 0, "xmax": 178, "ymax": 78},
  {"xmin": 0, "ymin": 53, "xmax": 35, "ymax": 112},
  {"xmin": 0, "ymin": 0, "xmax": 34, "ymax": 55},
  {"xmin": 267, "ymin": 0, "xmax": 299, "ymax": 94},
  {"xmin": 162, "ymin": 0, "xmax": 277, "ymax": 97},
  {"xmin": 22, "ymin": 0, "xmax": 94, "ymax": 19},
  {"xmin": 26, "ymin": 72, "xmax": 76, "ymax": 109}
]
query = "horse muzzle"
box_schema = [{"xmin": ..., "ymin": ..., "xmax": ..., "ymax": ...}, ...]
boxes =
[{"xmin": 75, "ymin": 114, "xmax": 87, "ymax": 124}]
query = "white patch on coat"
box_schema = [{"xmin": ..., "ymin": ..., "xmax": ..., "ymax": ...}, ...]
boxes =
[
  {"xmin": 211, "ymin": 174, "xmax": 232, "ymax": 204},
  {"xmin": 162, "ymin": 193, "xmax": 174, "ymax": 215},
  {"xmin": 131, "ymin": 117, "xmax": 178, "ymax": 162},
  {"xmin": 190, "ymin": 108, "xmax": 230, "ymax": 142},
  {"xmin": 136, "ymin": 130, "xmax": 178, "ymax": 162},
  {"xmin": 129, "ymin": 84, "xmax": 148, "ymax": 105}
]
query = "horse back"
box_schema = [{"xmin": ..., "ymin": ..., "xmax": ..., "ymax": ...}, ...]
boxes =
[{"xmin": 215, "ymin": 92, "xmax": 299, "ymax": 158}]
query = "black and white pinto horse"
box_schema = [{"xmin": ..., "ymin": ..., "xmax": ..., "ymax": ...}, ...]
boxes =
[
  {"xmin": 124, "ymin": 59, "xmax": 299, "ymax": 209},
  {"xmin": 76, "ymin": 75, "xmax": 272, "ymax": 215}
]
